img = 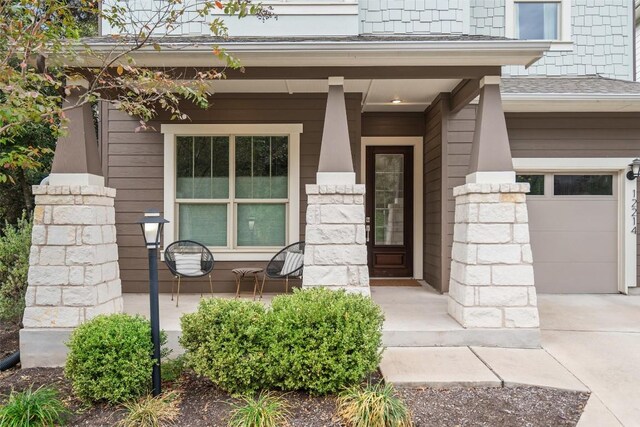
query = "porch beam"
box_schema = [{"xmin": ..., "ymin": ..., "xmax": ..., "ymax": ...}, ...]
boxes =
[
  {"xmin": 449, "ymin": 79, "xmax": 481, "ymax": 114},
  {"xmin": 70, "ymin": 66, "xmax": 501, "ymax": 81}
]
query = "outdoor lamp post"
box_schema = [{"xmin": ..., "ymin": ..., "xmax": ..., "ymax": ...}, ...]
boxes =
[
  {"xmin": 136, "ymin": 209, "xmax": 168, "ymax": 397},
  {"xmin": 627, "ymin": 158, "xmax": 640, "ymax": 181}
]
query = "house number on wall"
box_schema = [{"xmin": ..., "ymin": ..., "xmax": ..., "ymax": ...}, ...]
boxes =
[{"xmin": 632, "ymin": 189, "xmax": 638, "ymax": 235}]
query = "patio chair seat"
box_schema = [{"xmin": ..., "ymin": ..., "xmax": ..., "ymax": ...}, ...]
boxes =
[
  {"xmin": 164, "ymin": 240, "xmax": 215, "ymax": 307},
  {"xmin": 264, "ymin": 241, "xmax": 305, "ymax": 294}
]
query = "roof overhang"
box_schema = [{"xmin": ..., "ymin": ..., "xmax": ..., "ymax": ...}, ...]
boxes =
[
  {"xmin": 502, "ymin": 93, "xmax": 640, "ymax": 112},
  {"xmin": 63, "ymin": 39, "xmax": 551, "ymax": 68}
]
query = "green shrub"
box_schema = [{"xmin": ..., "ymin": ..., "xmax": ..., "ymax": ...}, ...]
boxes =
[
  {"xmin": 179, "ymin": 289, "xmax": 384, "ymax": 395},
  {"xmin": 0, "ymin": 213, "xmax": 32, "ymax": 323},
  {"xmin": 161, "ymin": 356, "xmax": 186, "ymax": 383},
  {"xmin": 116, "ymin": 391, "xmax": 181, "ymax": 427},
  {"xmin": 228, "ymin": 391, "xmax": 290, "ymax": 427},
  {"xmin": 266, "ymin": 288, "xmax": 384, "ymax": 394},
  {"xmin": 0, "ymin": 385, "xmax": 69, "ymax": 427},
  {"xmin": 337, "ymin": 383, "xmax": 412, "ymax": 427},
  {"xmin": 180, "ymin": 298, "xmax": 268, "ymax": 394},
  {"xmin": 65, "ymin": 314, "xmax": 166, "ymax": 403}
]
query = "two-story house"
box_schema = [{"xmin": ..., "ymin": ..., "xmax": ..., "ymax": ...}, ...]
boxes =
[{"xmin": 86, "ymin": 0, "xmax": 640, "ymax": 296}]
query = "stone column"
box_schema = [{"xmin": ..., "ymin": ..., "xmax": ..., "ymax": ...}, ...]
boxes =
[
  {"xmin": 302, "ymin": 184, "xmax": 369, "ymax": 295},
  {"xmin": 302, "ymin": 76, "xmax": 370, "ymax": 294},
  {"xmin": 447, "ymin": 183, "xmax": 539, "ymax": 329},
  {"xmin": 20, "ymin": 85, "xmax": 123, "ymax": 367},
  {"xmin": 447, "ymin": 77, "xmax": 540, "ymax": 346},
  {"xmin": 21, "ymin": 185, "xmax": 123, "ymax": 367}
]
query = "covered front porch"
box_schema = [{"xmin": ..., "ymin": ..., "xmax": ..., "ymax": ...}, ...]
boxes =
[
  {"xmin": 123, "ymin": 284, "xmax": 540, "ymax": 353},
  {"xmin": 21, "ymin": 36, "xmax": 554, "ymax": 366}
]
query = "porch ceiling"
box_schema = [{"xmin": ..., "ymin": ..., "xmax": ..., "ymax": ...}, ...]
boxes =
[{"xmin": 206, "ymin": 78, "xmax": 461, "ymax": 112}]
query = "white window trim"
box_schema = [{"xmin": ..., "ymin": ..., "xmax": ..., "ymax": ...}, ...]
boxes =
[
  {"xmin": 513, "ymin": 158, "xmax": 638, "ymax": 294},
  {"xmin": 505, "ymin": 0, "xmax": 573, "ymax": 51},
  {"xmin": 360, "ymin": 137, "xmax": 424, "ymax": 281},
  {"xmin": 162, "ymin": 123, "xmax": 302, "ymax": 261}
]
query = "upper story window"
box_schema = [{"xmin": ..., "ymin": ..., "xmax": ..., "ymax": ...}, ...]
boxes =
[
  {"xmin": 506, "ymin": 0, "xmax": 571, "ymax": 46},
  {"xmin": 515, "ymin": 2, "xmax": 560, "ymax": 40}
]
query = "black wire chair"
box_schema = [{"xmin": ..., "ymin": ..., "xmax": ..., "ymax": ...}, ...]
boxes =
[
  {"xmin": 263, "ymin": 241, "xmax": 305, "ymax": 294},
  {"xmin": 164, "ymin": 240, "xmax": 214, "ymax": 307}
]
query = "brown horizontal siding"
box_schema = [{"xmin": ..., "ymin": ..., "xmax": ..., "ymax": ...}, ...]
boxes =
[
  {"xmin": 442, "ymin": 105, "xmax": 476, "ymax": 293},
  {"xmin": 362, "ymin": 112, "xmax": 425, "ymax": 136},
  {"xmin": 440, "ymin": 110, "xmax": 640, "ymax": 292},
  {"xmin": 105, "ymin": 93, "xmax": 362, "ymax": 293},
  {"xmin": 507, "ymin": 112, "xmax": 640, "ymax": 287},
  {"xmin": 423, "ymin": 97, "xmax": 444, "ymax": 292}
]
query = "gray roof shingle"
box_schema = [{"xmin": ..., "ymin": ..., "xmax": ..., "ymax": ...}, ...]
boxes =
[{"xmin": 502, "ymin": 76, "xmax": 640, "ymax": 95}]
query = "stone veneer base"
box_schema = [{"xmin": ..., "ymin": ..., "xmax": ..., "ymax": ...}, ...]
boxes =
[
  {"xmin": 302, "ymin": 184, "xmax": 370, "ymax": 295},
  {"xmin": 21, "ymin": 184, "xmax": 124, "ymax": 367},
  {"xmin": 447, "ymin": 182, "xmax": 540, "ymax": 338}
]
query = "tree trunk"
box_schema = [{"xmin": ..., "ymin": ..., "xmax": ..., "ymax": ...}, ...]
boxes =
[{"xmin": 17, "ymin": 169, "xmax": 33, "ymax": 214}]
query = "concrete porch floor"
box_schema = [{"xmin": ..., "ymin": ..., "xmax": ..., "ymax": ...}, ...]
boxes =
[{"xmin": 122, "ymin": 284, "xmax": 539, "ymax": 350}]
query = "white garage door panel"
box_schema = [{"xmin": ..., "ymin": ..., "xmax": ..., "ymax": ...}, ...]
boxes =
[
  {"xmin": 534, "ymin": 262, "xmax": 618, "ymax": 294},
  {"xmin": 529, "ymin": 231, "xmax": 617, "ymax": 263},
  {"xmin": 525, "ymin": 175, "xmax": 618, "ymax": 294},
  {"xmin": 527, "ymin": 201, "xmax": 617, "ymax": 232}
]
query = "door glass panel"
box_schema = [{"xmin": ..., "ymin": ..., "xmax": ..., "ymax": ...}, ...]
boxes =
[{"xmin": 374, "ymin": 154, "xmax": 404, "ymax": 245}]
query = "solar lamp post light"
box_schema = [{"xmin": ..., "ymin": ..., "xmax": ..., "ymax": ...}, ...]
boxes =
[{"xmin": 136, "ymin": 209, "xmax": 168, "ymax": 397}]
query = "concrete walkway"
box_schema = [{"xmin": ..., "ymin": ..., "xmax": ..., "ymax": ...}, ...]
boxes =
[
  {"xmin": 381, "ymin": 293, "xmax": 640, "ymax": 427},
  {"xmin": 124, "ymin": 289, "xmax": 640, "ymax": 426}
]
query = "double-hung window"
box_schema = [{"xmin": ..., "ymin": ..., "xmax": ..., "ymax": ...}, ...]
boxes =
[
  {"xmin": 162, "ymin": 124, "xmax": 301, "ymax": 260},
  {"xmin": 506, "ymin": 0, "xmax": 571, "ymax": 46}
]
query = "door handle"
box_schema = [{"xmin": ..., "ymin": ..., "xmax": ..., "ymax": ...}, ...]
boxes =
[{"xmin": 365, "ymin": 216, "xmax": 371, "ymax": 243}]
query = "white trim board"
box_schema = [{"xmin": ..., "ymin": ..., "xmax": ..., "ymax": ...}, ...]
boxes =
[
  {"xmin": 505, "ymin": 0, "xmax": 572, "ymax": 47},
  {"xmin": 361, "ymin": 137, "xmax": 424, "ymax": 280},
  {"xmin": 513, "ymin": 157, "xmax": 638, "ymax": 294},
  {"xmin": 161, "ymin": 123, "xmax": 301, "ymax": 261}
]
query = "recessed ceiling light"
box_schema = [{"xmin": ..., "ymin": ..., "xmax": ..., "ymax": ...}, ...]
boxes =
[{"xmin": 391, "ymin": 98, "xmax": 402, "ymax": 104}]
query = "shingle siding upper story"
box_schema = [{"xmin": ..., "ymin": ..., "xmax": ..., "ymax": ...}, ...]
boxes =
[
  {"xmin": 469, "ymin": 0, "xmax": 505, "ymax": 38},
  {"xmin": 504, "ymin": 0, "xmax": 634, "ymax": 81},
  {"xmin": 359, "ymin": 0, "xmax": 469, "ymax": 35},
  {"xmin": 104, "ymin": 0, "xmax": 636, "ymax": 80}
]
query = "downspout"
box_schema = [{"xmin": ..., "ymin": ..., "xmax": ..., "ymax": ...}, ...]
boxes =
[{"xmin": 0, "ymin": 351, "xmax": 20, "ymax": 371}]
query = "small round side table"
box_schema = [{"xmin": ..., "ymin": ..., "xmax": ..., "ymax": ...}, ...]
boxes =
[{"xmin": 231, "ymin": 267, "xmax": 264, "ymax": 300}]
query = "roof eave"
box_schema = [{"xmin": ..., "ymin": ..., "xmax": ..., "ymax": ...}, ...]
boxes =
[
  {"xmin": 63, "ymin": 39, "xmax": 551, "ymax": 68},
  {"xmin": 502, "ymin": 93, "xmax": 640, "ymax": 112}
]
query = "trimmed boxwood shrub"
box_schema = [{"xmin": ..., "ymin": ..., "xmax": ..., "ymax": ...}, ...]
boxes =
[
  {"xmin": 266, "ymin": 288, "xmax": 384, "ymax": 394},
  {"xmin": 180, "ymin": 298, "xmax": 268, "ymax": 394},
  {"xmin": 65, "ymin": 314, "xmax": 164, "ymax": 403},
  {"xmin": 179, "ymin": 288, "xmax": 384, "ymax": 395}
]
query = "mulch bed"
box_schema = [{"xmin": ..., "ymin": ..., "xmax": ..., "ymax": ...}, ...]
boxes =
[
  {"xmin": 0, "ymin": 367, "xmax": 589, "ymax": 426},
  {"xmin": 0, "ymin": 321, "xmax": 19, "ymax": 360}
]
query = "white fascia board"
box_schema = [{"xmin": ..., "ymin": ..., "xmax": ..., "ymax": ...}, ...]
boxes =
[
  {"xmin": 503, "ymin": 93, "xmax": 640, "ymax": 112},
  {"xmin": 73, "ymin": 40, "xmax": 551, "ymax": 68}
]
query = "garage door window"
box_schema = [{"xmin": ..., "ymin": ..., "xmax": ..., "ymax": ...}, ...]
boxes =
[
  {"xmin": 516, "ymin": 175, "xmax": 545, "ymax": 195},
  {"xmin": 554, "ymin": 175, "xmax": 613, "ymax": 196}
]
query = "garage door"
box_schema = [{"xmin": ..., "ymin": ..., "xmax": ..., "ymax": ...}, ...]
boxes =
[{"xmin": 517, "ymin": 173, "xmax": 618, "ymax": 294}]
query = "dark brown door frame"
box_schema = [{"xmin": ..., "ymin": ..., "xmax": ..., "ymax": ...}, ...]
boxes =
[{"xmin": 365, "ymin": 145, "xmax": 414, "ymax": 278}]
